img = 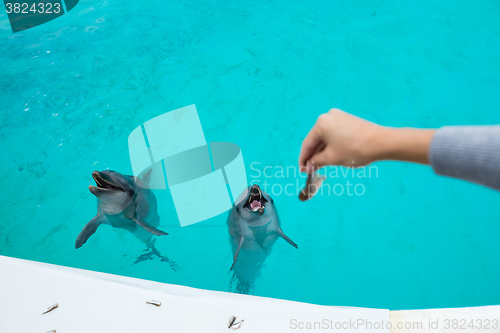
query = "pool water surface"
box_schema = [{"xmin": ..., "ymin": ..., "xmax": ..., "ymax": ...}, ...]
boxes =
[{"xmin": 1, "ymin": 0, "xmax": 500, "ymax": 310}]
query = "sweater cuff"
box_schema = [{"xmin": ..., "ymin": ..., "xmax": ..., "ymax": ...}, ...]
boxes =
[{"xmin": 429, "ymin": 125, "xmax": 500, "ymax": 191}]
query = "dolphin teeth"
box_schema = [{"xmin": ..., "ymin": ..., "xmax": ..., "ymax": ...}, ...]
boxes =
[
  {"xmin": 93, "ymin": 173, "xmax": 124, "ymax": 192},
  {"xmin": 42, "ymin": 303, "xmax": 58, "ymax": 315},
  {"xmin": 102, "ymin": 178, "xmax": 117, "ymax": 187},
  {"xmin": 103, "ymin": 180, "xmax": 124, "ymax": 191},
  {"xmin": 92, "ymin": 174, "xmax": 103, "ymax": 186}
]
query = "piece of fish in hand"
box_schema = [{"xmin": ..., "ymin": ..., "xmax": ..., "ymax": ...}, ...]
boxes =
[{"xmin": 299, "ymin": 173, "xmax": 326, "ymax": 201}]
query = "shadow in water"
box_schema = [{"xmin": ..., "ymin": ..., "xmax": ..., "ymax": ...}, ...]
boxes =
[{"xmin": 133, "ymin": 238, "xmax": 178, "ymax": 271}]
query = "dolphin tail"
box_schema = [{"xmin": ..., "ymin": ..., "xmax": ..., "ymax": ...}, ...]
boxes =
[
  {"xmin": 278, "ymin": 229, "xmax": 298, "ymax": 249},
  {"xmin": 134, "ymin": 218, "xmax": 168, "ymax": 236},
  {"xmin": 230, "ymin": 237, "xmax": 245, "ymax": 271},
  {"xmin": 75, "ymin": 215, "xmax": 106, "ymax": 249}
]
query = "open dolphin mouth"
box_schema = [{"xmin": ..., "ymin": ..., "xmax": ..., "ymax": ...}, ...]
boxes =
[
  {"xmin": 243, "ymin": 185, "xmax": 267, "ymax": 213},
  {"xmin": 92, "ymin": 171, "xmax": 125, "ymax": 192}
]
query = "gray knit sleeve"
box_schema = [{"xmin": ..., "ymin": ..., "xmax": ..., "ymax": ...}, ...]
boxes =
[{"xmin": 429, "ymin": 125, "xmax": 500, "ymax": 191}]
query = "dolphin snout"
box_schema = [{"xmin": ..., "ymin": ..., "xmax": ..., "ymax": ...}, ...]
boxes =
[
  {"xmin": 249, "ymin": 184, "xmax": 262, "ymax": 198},
  {"xmin": 91, "ymin": 170, "xmax": 124, "ymax": 192},
  {"xmin": 244, "ymin": 185, "xmax": 267, "ymax": 213}
]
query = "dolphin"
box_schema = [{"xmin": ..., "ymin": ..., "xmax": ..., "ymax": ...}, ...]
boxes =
[
  {"xmin": 227, "ymin": 184, "xmax": 297, "ymax": 293},
  {"xmin": 75, "ymin": 169, "xmax": 168, "ymax": 249}
]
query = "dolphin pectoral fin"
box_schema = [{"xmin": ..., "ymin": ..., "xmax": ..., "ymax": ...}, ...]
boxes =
[
  {"xmin": 230, "ymin": 237, "xmax": 245, "ymax": 271},
  {"xmin": 142, "ymin": 169, "xmax": 153, "ymax": 184},
  {"xmin": 134, "ymin": 218, "xmax": 168, "ymax": 236},
  {"xmin": 75, "ymin": 216, "xmax": 105, "ymax": 249},
  {"xmin": 278, "ymin": 229, "xmax": 298, "ymax": 249}
]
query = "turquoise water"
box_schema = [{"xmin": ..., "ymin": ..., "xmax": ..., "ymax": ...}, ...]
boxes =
[{"xmin": 1, "ymin": 0, "xmax": 500, "ymax": 310}]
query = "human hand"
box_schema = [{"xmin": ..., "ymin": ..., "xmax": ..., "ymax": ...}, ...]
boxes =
[{"xmin": 299, "ymin": 108, "xmax": 435, "ymax": 172}]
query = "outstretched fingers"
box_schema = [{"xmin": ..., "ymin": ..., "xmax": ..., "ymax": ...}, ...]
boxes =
[{"xmin": 299, "ymin": 116, "xmax": 328, "ymax": 172}]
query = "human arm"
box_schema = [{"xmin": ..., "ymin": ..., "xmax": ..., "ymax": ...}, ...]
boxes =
[
  {"xmin": 298, "ymin": 108, "xmax": 435, "ymax": 169},
  {"xmin": 299, "ymin": 109, "xmax": 500, "ymax": 191}
]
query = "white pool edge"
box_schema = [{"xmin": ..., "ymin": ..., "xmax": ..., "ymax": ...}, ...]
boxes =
[
  {"xmin": 390, "ymin": 306, "xmax": 500, "ymax": 333},
  {"xmin": 0, "ymin": 255, "xmax": 497, "ymax": 332}
]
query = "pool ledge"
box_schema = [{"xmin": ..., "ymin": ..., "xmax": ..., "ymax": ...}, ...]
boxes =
[
  {"xmin": 0, "ymin": 255, "xmax": 387, "ymax": 332},
  {"xmin": 0, "ymin": 255, "xmax": 498, "ymax": 332}
]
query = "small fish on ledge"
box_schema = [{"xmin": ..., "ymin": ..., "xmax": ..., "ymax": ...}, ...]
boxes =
[{"xmin": 42, "ymin": 303, "xmax": 58, "ymax": 315}]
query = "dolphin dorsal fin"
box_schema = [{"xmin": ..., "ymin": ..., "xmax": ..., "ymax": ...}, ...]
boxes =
[{"xmin": 142, "ymin": 169, "xmax": 153, "ymax": 184}]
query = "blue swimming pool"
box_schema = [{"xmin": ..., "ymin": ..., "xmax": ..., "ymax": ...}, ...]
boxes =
[{"xmin": 1, "ymin": 0, "xmax": 499, "ymax": 310}]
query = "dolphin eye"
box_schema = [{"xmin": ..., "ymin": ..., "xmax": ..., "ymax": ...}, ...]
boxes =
[{"xmin": 129, "ymin": 190, "xmax": 135, "ymax": 195}]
